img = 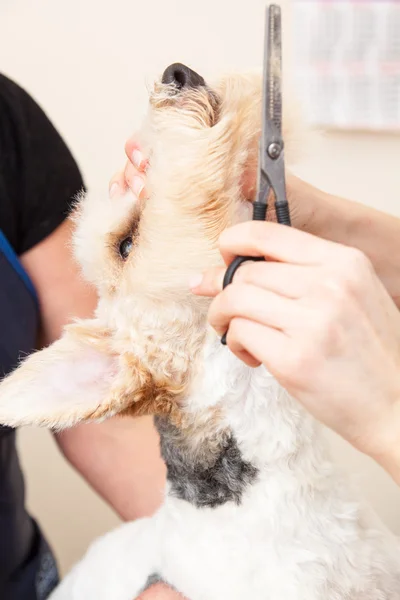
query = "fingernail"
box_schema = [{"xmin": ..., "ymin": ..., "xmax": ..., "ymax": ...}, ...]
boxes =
[
  {"xmin": 109, "ymin": 183, "xmax": 119, "ymax": 198},
  {"xmin": 189, "ymin": 274, "xmax": 203, "ymax": 290},
  {"xmin": 132, "ymin": 150, "xmax": 143, "ymax": 169},
  {"xmin": 132, "ymin": 176, "xmax": 144, "ymax": 198}
]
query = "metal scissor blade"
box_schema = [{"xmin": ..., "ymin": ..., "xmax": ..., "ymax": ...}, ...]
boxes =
[
  {"xmin": 261, "ymin": 4, "xmax": 283, "ymax": 165},
  {"xmin": 256, "ymin": 4, "xmax": 283, "ymax": 207},
  {"xmin": 255, "ymin": 4, "xmax": 290, "ymax": 227},
  {"xmin": 220, "ymin": 4, "xmax": 288, "ymax": 345}
]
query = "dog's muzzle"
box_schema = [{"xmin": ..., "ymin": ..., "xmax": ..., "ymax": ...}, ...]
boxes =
[
  {"xmin": 161, "ymin": 63, "xmax": 219, "ymax": 125},
  {"xmin": 162, "ymin": 63, "xmax": 206, "ymax": 90}
]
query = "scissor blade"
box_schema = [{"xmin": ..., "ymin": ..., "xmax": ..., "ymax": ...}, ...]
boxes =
[
  {"xmin": 256, "ymin": 4, "xmax": 283, "ymax": 206},
  {"xmin": 262, "ymin": 4, "xmax": 283, "ymax": 149}
]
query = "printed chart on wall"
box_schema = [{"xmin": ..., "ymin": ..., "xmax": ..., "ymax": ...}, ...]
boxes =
[{"xmin": 292, "ymin": 0, "xmax": 400, "ymax": 131}]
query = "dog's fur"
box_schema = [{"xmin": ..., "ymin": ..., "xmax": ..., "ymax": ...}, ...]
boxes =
[{"xmin": 0, "ymin": 69, "xmax": 400, "ymax": 599}]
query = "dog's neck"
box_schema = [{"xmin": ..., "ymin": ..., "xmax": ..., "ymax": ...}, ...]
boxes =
[
  {"xmin": 155, "ymin": 332, "xmax": 326, "ymax": 509},
  {"xmin": 111, "ymin": 299, "xmax": 328, "ymax": 509}
]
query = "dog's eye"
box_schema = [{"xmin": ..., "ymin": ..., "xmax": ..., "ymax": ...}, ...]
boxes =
[{"xmin": 119, "ymin": 236, "xmax": 133, "ymax": 260}]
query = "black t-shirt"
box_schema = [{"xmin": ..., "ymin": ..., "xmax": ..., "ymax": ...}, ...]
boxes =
[
  {"xmin": 0, "ymin": 74, "xmax": 85, "ymax": 595},
  {"xmin": 0, "ymin": 73, "xmax": 84, "ymax": 254}
]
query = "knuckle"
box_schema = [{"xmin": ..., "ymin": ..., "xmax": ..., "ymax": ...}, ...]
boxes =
[
  {"xmin": 322, "ymin": 274, "xmax": 350, "ymax": 309},
  {"xmin": 346, "ymin": 246, "xmax": 370, "ymax": 268},
  {"xmin": 227, "ymin": 316, "xmax": 243, "ymax": 340},
  {"xmin": 236, "ymin": 260, "xmax": 264, "ymax": 285},
  {"xmin": 318, "ymin": 250, "xmax": 372, "ymax": 306},
  {"xmin": 339, "ymin": 247, "xmax": 373, "ymax": 282}
]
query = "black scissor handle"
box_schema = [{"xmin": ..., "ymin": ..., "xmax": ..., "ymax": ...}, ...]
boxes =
[{"xmin": 221, "ymin": 255, "xmax": 266, "ymax": 346}]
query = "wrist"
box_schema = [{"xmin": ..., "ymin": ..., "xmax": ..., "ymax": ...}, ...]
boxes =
[
  {"xmin": 307, "ymin": 185, "xmax": 400, "ymax": 307},
  {"xmin": 287, "ymin": 176, "xmax": 389, "ymax": 276},
  {"xmin": 286, "ymin": 174, "xmax": 348, "ymax": 239}
]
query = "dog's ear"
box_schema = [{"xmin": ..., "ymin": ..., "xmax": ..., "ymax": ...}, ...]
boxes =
[{"xmin": 0, "ymin": 319, "xmax": 128, "ymax": 430}]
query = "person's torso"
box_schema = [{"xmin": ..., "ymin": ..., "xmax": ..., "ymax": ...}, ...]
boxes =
[{"xmin": 0, "ymin": 229, "xmax": 39, "ymax": 586}]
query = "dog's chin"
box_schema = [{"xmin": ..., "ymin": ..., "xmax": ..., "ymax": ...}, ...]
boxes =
[{"xmin": 151, "ymin": 82, "xmax": 220, "ymax": 129}]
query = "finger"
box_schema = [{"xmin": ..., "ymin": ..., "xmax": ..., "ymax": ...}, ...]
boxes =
[
  {"xmin": 219, "ymin": 221, "xmax": 342, "ymax": 267},
  {"xmin": 124, "ymin": 161, "xmax": 148, "ymax": 200},
  {"xmin": 189, "ymin": 267, "xmax": 225, "ymax": 296},
  {"xmin": 109, "ymin": 171, "xmax": 127, "ymax": 198},
  {"xmin": 227, "ymin": 335, "xmax": 262, "ymax": 368},
  {"xmin": 225, "ymin": 317, "xmax": 288, "ymax": 371},
  {"xmin": 208, "ymin": 283, "xmax": 299, "ymax": 336},
  {"xmin": 125, "ymin": 137, "xmax": 148, "ymax": 172},
  {"xmin": 192, "ymin": 261, "xmax": 315, "ymax": 299}
]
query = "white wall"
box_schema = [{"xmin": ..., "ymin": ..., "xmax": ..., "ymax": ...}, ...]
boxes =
[{"xmin": 1, "ymin": 0, "xmax": 400, "ymax": 574}]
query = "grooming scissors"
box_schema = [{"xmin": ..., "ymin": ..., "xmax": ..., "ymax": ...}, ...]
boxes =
[{"xmin": 221, "ymin": 3, "xmax": 291, "ymax": 345}]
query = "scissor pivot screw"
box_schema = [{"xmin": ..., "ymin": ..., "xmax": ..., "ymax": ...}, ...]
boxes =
[{"xmin": 268, "ymin": 142, "xmax": 281, "ymax": 159}]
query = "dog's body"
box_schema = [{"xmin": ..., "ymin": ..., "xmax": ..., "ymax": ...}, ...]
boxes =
[
  {"xmin": 0, "ymin": 65, "xmax": 399, "ymax": 599},
  {"xmin": 51, "ymin": 337, "xmax": 400, "ymax": 600}
]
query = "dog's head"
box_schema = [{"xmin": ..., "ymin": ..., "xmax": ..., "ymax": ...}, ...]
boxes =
[
  {"xmin": 0, "ymin": 64, "xmax": 299, "ymax": 429},
  {"xmin": 75, "ymin": 63, "xmax": 297, "ymax": 304}
]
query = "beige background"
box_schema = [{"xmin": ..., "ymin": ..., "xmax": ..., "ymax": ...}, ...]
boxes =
[{"xmin": 1, "ymin": 0, "xmax": 400, "ymax": 575}]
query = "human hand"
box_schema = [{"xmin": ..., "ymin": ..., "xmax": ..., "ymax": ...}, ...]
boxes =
[
  {"xmin": 109, "ymin": 137, "xmax": 149, "ymax": 200},
  {"xmin": 190, "ymin": 221, "xmax": 400, "ymax": 481}
]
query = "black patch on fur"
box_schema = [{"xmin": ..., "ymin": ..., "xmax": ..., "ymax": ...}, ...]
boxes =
[
  {"xmin": 155, "ymin": 416, "xmax": 258, "ymax": 508},
  {"xmin": 140, "ymin": 574, "xmax": 180, "ymax": 596},
  {"xmin": 141, "ymin": 573, "xmax": 163, "ymax": 593},
  {"xmin": 146, "ymin": 573, "xmax": 163, "ymax": 587}
]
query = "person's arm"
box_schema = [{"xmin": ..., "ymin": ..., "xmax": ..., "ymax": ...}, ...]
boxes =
[
  {"xmin": 286, "ymin": 174, "xmax": 400, "ymax": 308},
  {"xmin": 20, "ymin": 218, "xmax": 166, "ymax": 521}
]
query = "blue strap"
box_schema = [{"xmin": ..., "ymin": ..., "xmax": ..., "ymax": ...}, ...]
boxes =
[{"xmin": 0, "ymin": 230, "xmax": 39, "ymax": 306}]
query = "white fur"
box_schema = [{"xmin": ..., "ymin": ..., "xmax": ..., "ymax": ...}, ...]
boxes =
[{"xmin": 50, "ymin": 335, "xmax": 400, "ymax": 600}]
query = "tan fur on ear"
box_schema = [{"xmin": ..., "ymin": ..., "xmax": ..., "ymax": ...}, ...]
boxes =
[
  {"xmin": 111, "ymin": 353, "xmax": 186, "ymax": 421},
  {"xmin": 0, "ymin": 317, "xmax": 186, "ymax": 430},
  {"xmin": 66, "ymin": 323, "xmax": 188, "ymax": 420}
]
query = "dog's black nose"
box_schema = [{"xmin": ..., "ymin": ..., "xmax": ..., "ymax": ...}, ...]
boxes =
[{"xmin": 162, "ymin": 63, "xmax": 205, "ymax": 90}]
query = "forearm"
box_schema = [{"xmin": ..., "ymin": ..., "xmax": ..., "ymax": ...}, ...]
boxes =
[
  {"xmin": 291, "ymin": 175, "xmax": 400, "ymax": 307},
  {"xmin": 55, "ymin": 415, "xmax": 166, "ymax": 521}
]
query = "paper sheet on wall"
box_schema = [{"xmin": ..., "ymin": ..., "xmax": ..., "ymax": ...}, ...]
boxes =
[{"xmin": 292, "ymin": 0, "xmax": 400, "ymax": 131}]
